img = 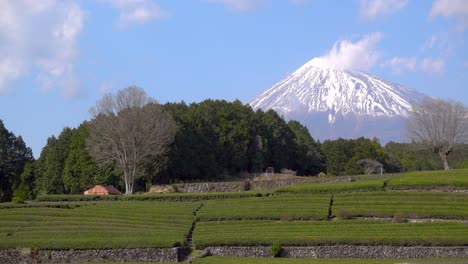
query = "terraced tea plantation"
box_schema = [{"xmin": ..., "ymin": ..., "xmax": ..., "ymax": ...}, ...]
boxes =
[
  {"xmin": 333, "ymin": 191, "xmax": 468, "ymax": 219},
  {"xmin": 0, "ymin": 169, "xmax": 467, "ymax": 263},
  {"xmin": 198, "ymin": 194, "xmax": 331, "ymax": 220},
  {"xmin": 274, "ymin": 179, "xmax": 385, "ymax": 194},
  {"xmin": 193, "ymin": 220, "xmax": 467, "ymax": 248},
  {"xmin": 0, "ymin": 201, "xmax": 198, "ymax": 249},
  {"xmin": 387, "ymin": 169, "xmax": 468, "ymax": 190}
]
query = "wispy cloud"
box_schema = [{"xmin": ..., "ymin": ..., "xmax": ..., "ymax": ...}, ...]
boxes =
[
  {"xmin": 430, "ymin": 0, "xmax": 468, "ymax": 31},
  {"xmin": 208, "ymin": 0, "xmax": 267, "ymax": 12},
  {"xmin": 383, "ymin": 57, "xmax": 417, "ymax": 74},
  {"xmin": 0, "ymin": 0, "xmax": 84, "ymax": 98},
  {"xmin": 384, "ymin": 56, "xmax": 445, "ymax": 75},
  {"xmin": 421, "ymin": 33, "xmax": 449, "ymax": 52},
  {"xmin": 420, "ymin": 58, "xmax": 445, "ymax": 75},
  {"xmin": 359, "ymin": 0, "xmax": 408, "ymax": 20},
  {"xmin": 308, "ymin": 33, "xmax": 383, "ymax": 71},
  {"xmin": 103, "ymin": 0, "xmax": 168, "ymax": 27}
]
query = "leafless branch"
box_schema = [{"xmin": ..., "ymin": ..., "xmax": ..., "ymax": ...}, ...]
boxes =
[
  {"xmin": 86, "ymin": 86, "xmax": 177, "ymax": 194},
  {"xmin": 406, "ymin": 98, "xmax": 468, "ymax": 170}
]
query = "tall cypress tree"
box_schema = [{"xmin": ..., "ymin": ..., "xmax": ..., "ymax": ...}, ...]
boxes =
[{"xmin": 0, "ymin": 120, "xmax": 33, "ymax": 201}]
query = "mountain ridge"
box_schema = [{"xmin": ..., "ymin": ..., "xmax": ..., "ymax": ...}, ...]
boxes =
[{"xmin": 249, "ymin": 60, "xmax": 427, "ymax": 142}]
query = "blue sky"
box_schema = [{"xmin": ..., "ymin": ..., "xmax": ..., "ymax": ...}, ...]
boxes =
[{"xmin": 0, "ymin": 0, "xmax": 467, "ymax": 157}]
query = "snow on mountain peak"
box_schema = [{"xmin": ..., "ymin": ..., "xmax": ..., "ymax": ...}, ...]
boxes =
[{"xmin": 250, "ymin": 58, "xmax": 425, "ymax": 125}]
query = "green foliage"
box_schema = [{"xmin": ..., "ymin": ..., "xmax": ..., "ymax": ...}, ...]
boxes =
[
  {"xmin": 287, "ymin": 121, "xmax": 325, "ymax": 175},
  {"xmin": 63, "ymin": 123, "xmax": 120, "ymax": 194},
  {"xmin": 34, "ymin": 124, "xmax": 122, "ymax": 195},
  {"xmin": 0, "ymin": 120, "xmax": 34, "ymax": 202},
  {"xmin": 321, "ymin": 137, "xmax": 390, "ymax": 176},
  {"xmin": 162, "ymin": 100, "xmax": 322, "ymax": 182},
  {"xmin": 34, "ymin": 128, "xmax": 73, "ymax": 194},
  {"xmin": 193, "ymin": 220, "xmax": 468, "ymax": 249},
  {"xmin": 384, "ymin": 142, "xmax": 468, "ymax": 171},
  {"xmin": 270, "ymin": 240, "xmax": 282, "ymax": 257},
  {"xmin": 12, "ymin": 183, "xmax": 31, "ymax": 204},
  {"xmin": 0, "ymin": 201, "xmax": 198, "ymax": 249},
  {"xmin": 17, "ymin": 163, "xmax": 36, "ymax": 198}
]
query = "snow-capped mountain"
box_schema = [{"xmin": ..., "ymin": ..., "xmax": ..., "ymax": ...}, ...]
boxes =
[{"xmin": 250, "ymin": 59, "xmax": 426, "ymax": 142}]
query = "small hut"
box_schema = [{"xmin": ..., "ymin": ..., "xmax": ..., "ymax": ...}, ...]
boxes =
[{"xmin": 84, "ymin": 185, "xmax": 122, "ymax": 195}]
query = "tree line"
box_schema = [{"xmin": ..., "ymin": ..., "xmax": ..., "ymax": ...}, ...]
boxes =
[
  {"xmin": 11, "ymin": 99, "xmax": 328, "ymax": 198},
  {"xmin": 1, "ymin": 89, "xmax": 467, "ymax": 201}
]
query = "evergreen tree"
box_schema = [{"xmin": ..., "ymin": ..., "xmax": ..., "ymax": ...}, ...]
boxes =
[
  {"xmin": 287, "ymin": 121, "xmax": 325, "ymax": 175},
  {"xmin": 0, "ymin": 120, "xmax": 33, "ymax": 201},
  {"xmin": 35, "ymin": 128, "xmax": 73, "ymax": 194},
  {"xmin": 321, "ymin": 137, "xmax": 389, "ymax": 175},
  {"xmin": 13, "ymin": 162, "xmax": 36, "ymax": 201},
  {"xmin": 63, "ymin": 124, "xmax": 119, "ymax": 194}
]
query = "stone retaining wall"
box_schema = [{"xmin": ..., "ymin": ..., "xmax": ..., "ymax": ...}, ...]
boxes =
[
  {"xmin": 205, "ymin": 245, "xmax": 468, "ymax": 259},
  {"xmin": 0, "ymin": 248, "xmax": 179, "ymax": 264},
  {"xmin": 249, "ymin": 179, "xmax": 312, "ymax": 190},
  {"xmin": 171, "ymin": 177, "xmax": 354, "ymax": 193},
  {"xmin": 2, "ymin": 245, "xmax": 467, "ymax": 263},
  {"xmin": 173, "ymin": 181, "xmax": 247, "ymax": 193}
]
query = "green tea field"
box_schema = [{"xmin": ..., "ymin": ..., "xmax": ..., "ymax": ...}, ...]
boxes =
[{"xmin": 1, "ymin": 169, "xmax": 467, "ymax": 263}]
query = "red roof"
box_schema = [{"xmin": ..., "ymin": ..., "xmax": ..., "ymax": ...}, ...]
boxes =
[{"xmin": 84, "ymin": 185, "xmax": 122, "ymax": 195}]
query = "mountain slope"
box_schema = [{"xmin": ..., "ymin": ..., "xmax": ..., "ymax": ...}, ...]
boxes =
[{"xmin": 249, "ymin": 60, "xmax": 426, "ymax": 142}]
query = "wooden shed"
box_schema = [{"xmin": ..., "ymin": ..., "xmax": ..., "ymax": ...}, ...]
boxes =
[{"xmin": 84, "ymin": 185, "xmax": 122, "ymax": 195}]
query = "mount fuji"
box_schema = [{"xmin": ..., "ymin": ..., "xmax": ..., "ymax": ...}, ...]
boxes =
[{"xmin": 249, "ymin": 59, "xmax": 427, "ymax": 143}]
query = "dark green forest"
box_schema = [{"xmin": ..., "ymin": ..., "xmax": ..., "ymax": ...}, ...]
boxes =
[
  {"xmin": 1, "ymin": 100, "xmax": 467, "ymax": 201},
  {"xmin": 0, "ymin": 120, "xmax": 33, "ymax": 202}
]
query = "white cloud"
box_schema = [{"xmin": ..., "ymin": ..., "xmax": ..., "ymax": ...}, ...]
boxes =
[
  {"xmin": 359, "ymin": 0, "xmax": 408, "ymax": 20},
  {"xmin": 0, "ymin": 58, "xmax": 23, "ymax": 94},
  {"xmin": 208, "ymin": 0, "xmax": 267, "ymax": 12},
  {"xmin": 0, "ymin": 0, "xmax": 84, "ymax": 98},
  {"xmin": 308, "ymin": 33, "xmax": 383, "ymax": 71},
  {"xmin": 384, "ymin": 56, "xmax": 445, "ymax": 75},
  {"xmin": 104, "ymin": 0, "xmax": 168, "ymax": 26},
  {"xmin": 421, "ymin": 33, "xmax": 449, "ymax": 52},
  {"xmin": 384, "ymin": 57, "xmax": 417, "ymax": 74},
  {"xmin": 420, "ymin": 58, "xmax": 445, "ymax": 75},
  {"xmin": 430, "ymin": 0, "xmax": 468, "ymax": 31}
]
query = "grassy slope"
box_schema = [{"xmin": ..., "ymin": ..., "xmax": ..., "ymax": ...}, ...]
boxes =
[
  {"xmin": 193, "ymin": 220, "xmax": 468, "ymax": 249},
  {"xmin": 194, "ymin": 257, "xmax": 468, "ymax": 264},
  {"xmin": 0, "ymin": 201, "xmax": 199, "ymax": 249},
  {"xmin": 333, "ymin": 192, "xmax": 468, "ymax": 219}
]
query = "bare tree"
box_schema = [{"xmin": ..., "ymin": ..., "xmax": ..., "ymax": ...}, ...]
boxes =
[
  {"xmin": 356, "ymin": 158, "xmax": 383, "ymax": 175},
  {"xmin": 407, "ymin": 98, "xmax": 468, "ymax": 170},
  {"xmin": 86, "ymin": 86, "xmax": 177, "ymax": 194}
]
